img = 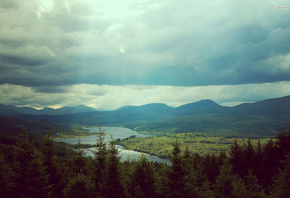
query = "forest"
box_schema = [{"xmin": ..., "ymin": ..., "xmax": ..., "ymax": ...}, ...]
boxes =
[{"xmin": 0, "ymin": 127, "xmax": 289, "ymax": 198}]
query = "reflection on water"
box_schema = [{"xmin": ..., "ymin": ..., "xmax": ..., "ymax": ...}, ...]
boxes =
[
  {"xmin": 81, "ymin": 146, "xmax": 170, "ymax": 165},
  {"xmin": 54, "ymin": 127, "xmax": 170, "ymax": 165},
  {"xmin": 55, "ymin": 127, "xmax": 150, "ymax": 145}
]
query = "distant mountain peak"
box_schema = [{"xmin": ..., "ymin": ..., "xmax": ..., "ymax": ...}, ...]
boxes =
[{"xmin": 174, "ymin": 99, "xmax": 222, "ymax": 115}]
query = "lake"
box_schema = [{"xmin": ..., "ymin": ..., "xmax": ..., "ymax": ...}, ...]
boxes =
[{"xmin": 54, "ymin": 126, "xmax": 170, "ymax": 165}]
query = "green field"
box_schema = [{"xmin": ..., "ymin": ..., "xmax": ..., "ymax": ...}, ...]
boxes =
[{"xmin": 116, "ymin": 132, "xmax": 272, "ymax": 158}]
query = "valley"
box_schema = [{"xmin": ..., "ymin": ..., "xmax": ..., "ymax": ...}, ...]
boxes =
[
  {"xmin": 0, "ymin": 95, "xmax": 289, "ymax": 158},
  {"xmin": 1, "ymin": 95, "xmax": 289, "ymax": 197}
]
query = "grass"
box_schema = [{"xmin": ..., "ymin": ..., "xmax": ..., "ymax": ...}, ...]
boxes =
[{"xmin": 116, "ymin": 133, "xmax": 272, "ymax": 159}]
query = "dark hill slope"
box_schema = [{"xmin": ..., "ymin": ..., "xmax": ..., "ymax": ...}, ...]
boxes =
[
  {"xmin": 0, "ymin": 104, "xmax": 23, "ymax": 116},
  {"xmin": 174, "ymin": 99, "xmax": 226, "ymax": 115},
  {"xmin": 0, "ymin": 104, "xmax": 97, "ymax": 116},
  {"xmin": 232, "ymin": 95, "xmax": 290, "ymax": 116},
  {"xmin": 116, "ymin": 103, "xmax": 173, "ymax": 115}
]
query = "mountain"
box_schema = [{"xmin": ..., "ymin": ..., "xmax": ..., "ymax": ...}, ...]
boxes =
[
  {"xmin": 174, "ymin": 99, "xmax": 224, "ymax": 115},
  {"xmin": 0, "ymin": 104, "xmax": 97, "ymax": 116},
  {"xmin": 116, "ymin": 103, "xmax": 173, "ymax": 115},
  {"xmin": 1, "ymin": 95, "xmax": 290, "ymax": 137},
  {"xmin": 45, "ymin": 105, "xmax": 97, "ymax": 115},
  {"xmin": 8, "ymin": 106, "xmax": 43, "ymax": 115},
  {"xmin": 232, "ymin": 95, "xmax": 290, "ymax": 116},
  {"xmin": 0, "ymin": 104, "xmax": 23, "ymax": 116}
]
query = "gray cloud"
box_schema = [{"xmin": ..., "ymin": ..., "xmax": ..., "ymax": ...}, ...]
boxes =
[
  {"xmin": 0, "ymin": 0, "xmax": 290, "ymax": 108},
  {"xmin": 33, "ymin": 86, "xmax": 68, "ymax": 94},
  {"xmin": 1, "ymin": 82, "xmax": 289, "ymax": 110}
]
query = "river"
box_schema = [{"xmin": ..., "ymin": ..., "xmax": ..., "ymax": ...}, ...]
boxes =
[{"xmin": 54, "ymin": 126, "xmax": 170, "ymax": 165}]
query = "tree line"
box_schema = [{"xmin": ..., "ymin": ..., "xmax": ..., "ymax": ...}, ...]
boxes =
[{"xmin": 0, "ymin": 126, "xmax": 289, "ymax": 198}]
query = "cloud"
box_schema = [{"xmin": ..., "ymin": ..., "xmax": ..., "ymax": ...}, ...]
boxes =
[
  {"xmin": 0, "ymin": 0, "xmax": 290, "ymax": 88},
  {"xmin": 1, "ymin": 82, "xmax": 289, "ymax": 110},
  {"xmin": 0, "ymin": 0, "xmax": 290, "ymax": 108}
]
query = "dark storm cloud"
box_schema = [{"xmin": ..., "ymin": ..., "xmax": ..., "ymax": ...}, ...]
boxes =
[
  {"xmin": 0, "ymin": 54, "xmax": 51, "ymax": 66},
  {"xmin": 0, "ymin": 0, "xmax": 290, "ymax": 89},
  {"xmin": 33, "ymin": 86, "xmax": 68, "ymax": 94}
]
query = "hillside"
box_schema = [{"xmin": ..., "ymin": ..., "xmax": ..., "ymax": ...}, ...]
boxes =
[
  {"xmin": 0, "ymin": 95, "xmax": 290, "ymax": 137},
  {"xmin": 0, "ymin": 104, "xmax": 97, "ymax": 116}
]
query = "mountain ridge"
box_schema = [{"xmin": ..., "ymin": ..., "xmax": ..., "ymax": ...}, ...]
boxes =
[
  {"xmin": 1, "ymin": 95, "xmax": 290, "ymax": 117},
  {"xmin": 0, "ymin": 104, "xmax": 97, "ymax": 116},
  {"xmin": 1, "ymin": 95, "xmax": 290, "ymax": 138}
]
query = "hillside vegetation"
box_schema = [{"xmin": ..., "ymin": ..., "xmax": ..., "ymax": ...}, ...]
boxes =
[
  {"xmin": 1, "ymin": 127, "xmax": 289, "ymax": 197},
  {"xmin": 116, "ymin": 133, "xmax": 271, "ymax": 158},
  {"xmin": 1, "ymin": 95, "xmax": 290, "ymax": 138}
]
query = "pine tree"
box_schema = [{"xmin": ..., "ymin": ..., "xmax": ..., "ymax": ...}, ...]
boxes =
[
  {"xmin": 93, "ymin": 125, "xmax": 108, "ymax": 196},
  {"xmin": 0, "ymin": 147, "xmax": 16, "ymax": 198},
  {"xmin": 63, "ymin": 173, "xmax": 95, "ymax": 198},
  {"xmin": 261, "ymin": 138, "xmax": 279, "ymax": 187},
  {"xmin": 253, "ymin": 139, "xmax": 263, "ymax": 183},
  {"xmin": 167, "ymin": 138, "xmax": 186, "ymax": 198},
  {"xmin": 270, "ymin": 155, "xmax": 290, "ymax": 198},
  {"xmin": 244, "ymin": 170, "xmax": 265, "ymax": 198},
  {"xmin": 42, "ymin": 132, "xmax": 57, "ymax": 196},
  {"xmin": 215, "ymin": 159, "xmax": 246, "ymax": 198},
  {"xmin": 275, "ymin": 128, "xmax": 290, "ymax": 165},
  {"xmin": 183, "ymin": 151, "xmax": 214, "ymax": 198},
  {"xmin": 229, "ymin": 139, "xmax": 242, "ymax": 176},
  {"xmin": 128, "ymin": 154, "xmax": 156, "ymax": 198},
  {"xmin": 203, "ymin": 153, "xmax": 219, "ymax": 184},
  {"xmin": 105, "ymin": 136, "xmax": 125, "ymax": 198},
  {"xmin": 14, "ymin": 130, "xmax": 50, "ymax": 198},
  {"xmin": 242, "ymin": 137, "xmax": 255, "ymax": 175}
]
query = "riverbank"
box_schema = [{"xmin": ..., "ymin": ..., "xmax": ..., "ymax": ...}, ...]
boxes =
[
  {"xmin": 54, "ymin": 126, "xmax": 171, "ymax": 164},
  {"xmin": 53, "ymin": 132, "xmax": 99, "ymax": 139},
  {"xmin": 116, "ymin": 133, "xmax": 272, "ymax": 158}
]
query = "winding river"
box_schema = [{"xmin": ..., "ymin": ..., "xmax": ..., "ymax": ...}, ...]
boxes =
[{"xmin": 54, "ymin": 127, "xmax": 170, "ymax": 165}]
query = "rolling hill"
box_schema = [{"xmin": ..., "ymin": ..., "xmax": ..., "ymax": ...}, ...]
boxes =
[{"xmin": 0, "ymin": 95, "xmax": 290, "ymax": 137}]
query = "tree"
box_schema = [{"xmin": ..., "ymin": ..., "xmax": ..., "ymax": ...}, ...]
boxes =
[
  {"xmin": 14, "ymin": 130, "xmax": 50, "ymax": 198},
  {"xmin": 42, "ymin": 132, "xmax": 57, "ymax": 196},
  {"xmin": 270, "ymin": 155, "xmax": 290, "ymax": 198},
  {"xmin": 229, "ymin": 139, "xmax": 242, "ymax": 176},
  {"xmin": 260, "ymin": 138, "xmax": 279, "ymax": 187},
  {"xmin": 215, "ymin": 159, "xmax": 246, "ymax": 198},
  {"xmin": 275, "ymin": 128, "xmax": 290, "ymax": 164},
  {"xmin": 242, "ymin": 137, "xmax": 256, "ymax": 175},
  {"xmin": 203, "ymin": 153, "xmax": 219, "ymax": 184},
  {"xmin": 244, "ymin": 170, "xmax": 265, "ymax": 198},
  {"xmin": 128, "ymin": 154, "xmax": 156, "ymax": 198},
  {"xmin": 105, "ymin": 136, "xmax": 125, "ymax": 198},
  {"xmin": 0, "ymin": 147, "xmax": 16, "ymax": 198},
  {"xmin": 63, "ymin": 173, "xmax": 95, "ymax": 198},
  {"xmin": 93, "ymin": 125, "xmax": 108, "ymax": 196},
  {"xmin": 167, "ymin": 138, "xmax": 186, "ymax": 198},
  {"xmin": 183, "ymin": 150, "xmax": 213, "ymax": 198}
]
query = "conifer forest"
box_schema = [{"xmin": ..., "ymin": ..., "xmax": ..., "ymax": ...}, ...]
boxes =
[{"xmin": 1, "ymin": 127, "xmax": 289, "ymax": 198}]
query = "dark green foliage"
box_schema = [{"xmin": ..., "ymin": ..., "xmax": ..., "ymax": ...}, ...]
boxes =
[
  {"xmin": 93, "ymin": 125, "xmax": 108, "ymax": 196},
  {"xmin": 42, "ymin": 132, "xmax": 58, "ymax": 192},
  {"xmin": 105, "ymin": 137, "xmax": 125, "ymax": 198},
  {"xmin": 14, "ymin": 130, "xmax": 50, "ymax": 198},
  {"xmin": 215, "ymin": 159, "xmax": 247, "ymax": 198},
  {"xmin": 270, "ymin": 156, "xmax": 290, "ymax": 198},
  {"xmin": 0, "ymin": 147, "xmax": 16, "ymax": 198},
  {"xmin": 128, "ymin": 155, "xmax": 156, "ymax": 198},
  {"xmin": 244, "ymin": 170, "xmax": 265, "ymax": 198},
  {"xmin": 63, "ymin": 173, "xmax": 95, "ymax": 198},
  {"xmin": 0, "ymin": 127, "xmax": 290, "ymax": 197},
  {"xmin": 167, "ymin": 138, "xmax": 186, "ymax": 198}
]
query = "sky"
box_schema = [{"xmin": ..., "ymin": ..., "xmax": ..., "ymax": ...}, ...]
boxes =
[{"xmin": 0, "ymin": 0, "xmax": 290, "ymax": 110}]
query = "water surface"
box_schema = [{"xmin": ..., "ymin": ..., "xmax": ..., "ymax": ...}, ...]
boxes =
[{"xmin": 54, "ymin": 126, "xmax": 170, "ymax": 165}]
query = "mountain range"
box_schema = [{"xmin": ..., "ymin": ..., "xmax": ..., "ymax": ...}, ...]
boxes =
[
  {"xmin": 1, "ymin": 95, "xmax": 290, "ymax": 137},
  {"xmin": 0, "ymin": 104, "xmax": 97, "ymax": 116},
  {"xmin": 1, "ymin": 95, "xmax": 290, "ymax": 117}
]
